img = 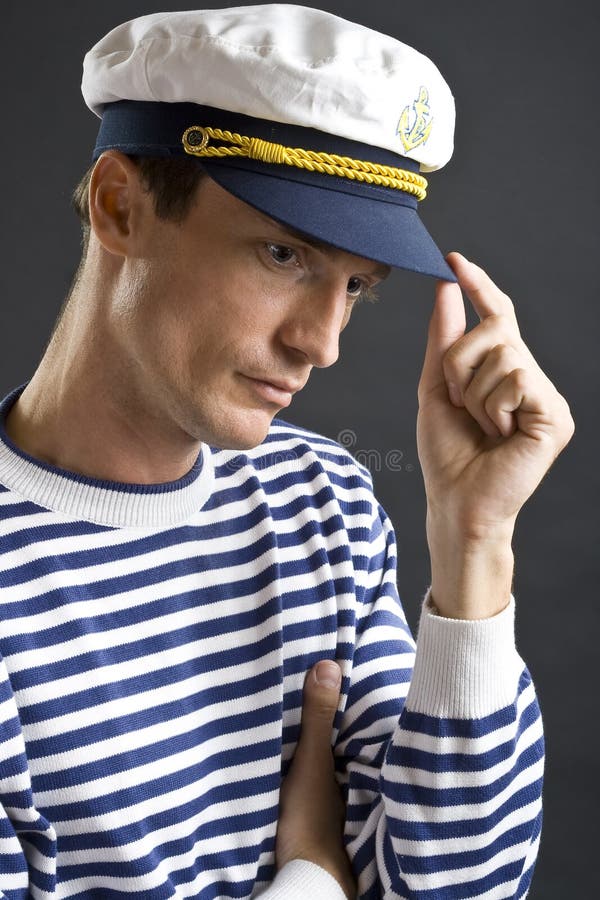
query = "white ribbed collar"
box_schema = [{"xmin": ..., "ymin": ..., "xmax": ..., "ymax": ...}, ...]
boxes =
[{"xmin": 0, "ymin": 384, "xmax": 215, "ymax": 529}]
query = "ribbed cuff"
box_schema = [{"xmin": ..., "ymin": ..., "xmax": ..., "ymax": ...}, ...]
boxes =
[
  {"xmin": 405, "ymin": 588, "xmax": 524, "ymax": 719},
  {"xmin": 257, "ymin": 860, "xmax": 349, "ymax": 899}
]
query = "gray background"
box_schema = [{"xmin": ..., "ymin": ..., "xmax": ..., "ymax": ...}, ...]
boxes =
[{"xmin": 1, "ymin": 1, "xmax": 597, "ymax": 896}]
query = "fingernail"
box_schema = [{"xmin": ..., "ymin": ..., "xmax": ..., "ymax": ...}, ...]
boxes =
[
  {"xmin": 448, "ymin": 383, "xmax": 462, "ymax": 406},
  {"xmin": 314, "ymin": 661, "xmax": 341, "ymax": 688}
]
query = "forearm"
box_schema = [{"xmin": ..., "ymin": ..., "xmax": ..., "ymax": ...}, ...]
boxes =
[{"xmin": 336, "ymin": 497, "xmax": 543, "ymax": 897}]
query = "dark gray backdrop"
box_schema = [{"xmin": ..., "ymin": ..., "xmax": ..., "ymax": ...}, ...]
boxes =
[{"xmin": 1, "ymin": 1, "xmax": 597, "ymax": 896}]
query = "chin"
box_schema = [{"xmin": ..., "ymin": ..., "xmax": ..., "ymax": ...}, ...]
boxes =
[{"xmin": 202, "ymin": 408, "xmax": 275, "ymax": 451}]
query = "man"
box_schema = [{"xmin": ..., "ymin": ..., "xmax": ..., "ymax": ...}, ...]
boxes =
[{"xmin": 0, "ymin": 4, "xmax": 573, "ymax": 899}]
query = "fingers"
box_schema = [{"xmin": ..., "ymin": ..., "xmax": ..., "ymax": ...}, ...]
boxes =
[
  {"xmin": 446, "ymin": 252, "xmax": 519, "ymax": 324},
  {"xmin": 418, "ymin": 254, "xmax": 520, "ymax": 405},
  {"xmin": 461, "ymin": 344, "xmax": 523, "ymax": 437},
  {"xmin": 443, "ymin": 312, "xmax": 524, "ymax": 390},
  {"xmin": 275, "ymin": 659, "xmax": 355, "ymax": 897},
  {"xmin": 297, "ymin": 661, "xmax": 342, "ymax": 756},
  {"xmin": 446, "ymin": 332, "xmax": 529, "ymax": 435},
  {"xmin": 418, "ymin": 276, "xmax": 466, "ymax": 400},
  {"xmin": 437, "ymin": 256, "xmax": 544, "ymax": 436}
]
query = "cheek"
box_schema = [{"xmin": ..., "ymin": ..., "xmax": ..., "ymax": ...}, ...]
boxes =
[
  {"xmin": 190, "ymin": 264, "xmax": 288, "ymax": 344},
  {"xmin": 132, "ymin": 239, "xmax": 290, "ymax": 364}
]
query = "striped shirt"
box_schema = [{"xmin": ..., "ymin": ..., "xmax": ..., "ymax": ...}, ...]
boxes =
[{"xmin": 0, "ymin": 383, "xmax": 543, "ymax": 899}]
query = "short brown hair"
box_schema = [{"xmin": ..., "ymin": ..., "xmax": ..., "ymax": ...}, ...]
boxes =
[
  {"xmin": 72, "ymin": 155, "xmax": 206, "ymax": 257},
  {"xmin": 45, "ymin": 156, "xmax": 206, "ymax": 340}
]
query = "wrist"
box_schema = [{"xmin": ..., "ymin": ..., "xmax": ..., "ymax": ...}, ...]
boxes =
[{"xmin": 427, "ymin": 515, "xmax": 515, "ymax": 620}]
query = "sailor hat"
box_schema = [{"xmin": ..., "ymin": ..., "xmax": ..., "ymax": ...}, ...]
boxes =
[{"xmin": 82, "ymin": 4, "xmax": 456, "ymax": 279}]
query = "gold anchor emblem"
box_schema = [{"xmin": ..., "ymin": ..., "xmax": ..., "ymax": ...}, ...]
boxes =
[{"xmin": 397, "ymin": 86, "xmax": 433, "ymax": 152}]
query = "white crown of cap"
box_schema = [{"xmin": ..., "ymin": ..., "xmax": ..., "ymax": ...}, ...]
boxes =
[{"xmin": 82, "ymin": 3, "xmax": 455, "ymax": 174}]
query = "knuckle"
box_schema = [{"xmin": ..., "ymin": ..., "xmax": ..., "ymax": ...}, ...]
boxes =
[
  {"xmin": 559, "ymin": 393, "xmax": 574, "ymax": 420},
  {"xmin": 318, "ymin": 701, "xmax": 339, "ymax": 718},
  {"xmin": 567, "ymin": 410, "xmax": 576, "ymax": 436},
  {"xmin": 557, "ymin": 396, "xmax": 576, "ymax": 439},
  {"xmin": 442, "ymin": 344, "xmax": 463, "ymax": 378},
  {"xmin": 510, "ymin": 366, "xmax": 529, "ymax": 390},
  {"xmin": 491, "ymin": 287, "xmax": 516, "ymax": 315},
  {"xmin": 303, "ymin": 696, "xmax": 337, "ymax": 719},
  {"xmin": 564, "ymin": 419, "xmax": 576, "ymax": 444},
  {"xmin": 483, "ymin": 313, "xmax": 513, "ymax": 336},
  {"xmin": 499, "ymin": 289, "xmax": 515, "ymax": 308},
  {"xmin": 488, "ymin": 342, "xmax": 513, "ymax": 364},
  {"xmin": 501, "ymin": 342, "xmax": 519, "ymax": 359}
]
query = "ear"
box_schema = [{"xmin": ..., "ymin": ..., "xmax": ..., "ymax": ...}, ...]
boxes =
[{"xmin": 88, "ymin": 151, "xmax": 150, "ymax": 258}]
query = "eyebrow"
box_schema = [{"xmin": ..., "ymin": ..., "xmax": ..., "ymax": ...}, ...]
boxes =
[{"xmin": 252, "ymin": 209, "xmax": 392, "ymax": 281}]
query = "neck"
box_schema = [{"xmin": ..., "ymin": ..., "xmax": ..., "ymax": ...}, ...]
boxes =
[{"xmin": 5, "ymin": 277, "xmax": 203, "ymax": 486}]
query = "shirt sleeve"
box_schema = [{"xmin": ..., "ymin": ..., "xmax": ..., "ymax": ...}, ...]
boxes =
[
  {"xmin": 0, "ymin": 650, "xmax": 57, "ymax": 897},
  {"xmin": 333, "ymin": 494, "xmax": 543, "ymax": 899},
  {"xmin": 256, "ymin": 859, "xmax": 348, "ymax": 899}
]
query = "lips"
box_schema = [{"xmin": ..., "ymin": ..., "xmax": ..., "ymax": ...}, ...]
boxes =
[
  {"xmin": 245, "ymin": 375, "xmax": 305, "ymax": 394},
  {"xmin": 261, "ymin": 378, "xmax": 304, "ymax": 394},
  {"xmin": 240, "ymin": 374, "xmax": 305, "ymax": 408}
]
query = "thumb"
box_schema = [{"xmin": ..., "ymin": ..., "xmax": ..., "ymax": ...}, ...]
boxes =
[
  {"xmin": 297, "ymin": 660, "xmax": 342, "ymax": 754},
  {"xmin": 418, "ymin": 258, "xmax": 467, "ymax": 399}
]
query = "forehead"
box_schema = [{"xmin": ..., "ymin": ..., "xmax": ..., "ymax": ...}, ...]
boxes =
[
  {"xmin": 191, "ymin": 176, "xmax": 392, "ymax": 280},
  {"xmin": 248, "ymin": 206, "xmax": 392, "ymax": 280}
]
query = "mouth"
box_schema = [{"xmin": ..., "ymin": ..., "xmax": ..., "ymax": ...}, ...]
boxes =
[{"xmin": 240, "ymin": 375, "xmax": 299, "ymax": 407}]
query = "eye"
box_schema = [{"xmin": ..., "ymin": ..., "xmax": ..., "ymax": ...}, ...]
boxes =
[
  {"xmin": 347, "ymin": 276, "xmax": 365, "ymax": 298},
  {"xmin": 266, "ymin": 243, "xmax": 299, "ymax": 266},
  {"xmin": 347, "ymin": 276, "xmax": 379, "ymax": 303}
]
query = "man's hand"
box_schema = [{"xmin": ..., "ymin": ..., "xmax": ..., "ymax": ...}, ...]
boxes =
[
  {"xmin": 275, "ymin": 660, "xmax": 356, "ymax": 900},
  {"xmin": 417, "ymin": 252, "xmax": 575, "ymax": 619}
]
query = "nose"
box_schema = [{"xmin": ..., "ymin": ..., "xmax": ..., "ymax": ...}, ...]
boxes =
[{"xmin": 278, "ymin": 281, "xmax": 350, "ymax": 369}]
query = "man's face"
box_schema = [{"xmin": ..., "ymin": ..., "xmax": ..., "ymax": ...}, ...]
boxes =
[{"xmin": 112, "ymin": 175, "xmax": 389, "ymax": 450}]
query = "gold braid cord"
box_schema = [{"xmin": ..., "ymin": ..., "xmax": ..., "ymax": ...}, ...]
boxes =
[{"xmin": 182, "ymin": 125, "xmax": 428, "ymax": 201}]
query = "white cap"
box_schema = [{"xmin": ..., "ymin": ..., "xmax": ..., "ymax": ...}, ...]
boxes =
[
  {"xmin": 80, "ymin": 5, "xmax": 458, "ymax": 279},
  {"xmin": 82, "ymin": 4, "xmax": 455, "ymax": 174}
]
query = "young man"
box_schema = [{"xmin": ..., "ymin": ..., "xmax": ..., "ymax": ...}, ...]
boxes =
[{"xmin": 0, "ymin": 5, "xmax": 573, "ymax": 899}]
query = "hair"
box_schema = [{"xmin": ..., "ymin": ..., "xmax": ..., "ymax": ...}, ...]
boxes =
[
  {"xmin": 72, "ymin": 155, "xmax": 206, "ymax": 259},
  {"xmin": 48, "ymin": 156, "xmax": 206, "ymax": 339}
]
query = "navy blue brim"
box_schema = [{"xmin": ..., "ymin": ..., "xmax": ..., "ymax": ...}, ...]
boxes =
[
  {"xmin": 93, "ymin": 101, "xmax": 456, "ymax": 282},
  {"xmin": 200, "ymin": 160, "xmax": 456, "ymax": 281}
]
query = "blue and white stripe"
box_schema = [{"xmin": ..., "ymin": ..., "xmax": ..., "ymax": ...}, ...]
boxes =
[{"xmin": 0, "ymin": 384, "xmax": 543, "ymax": 898}]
